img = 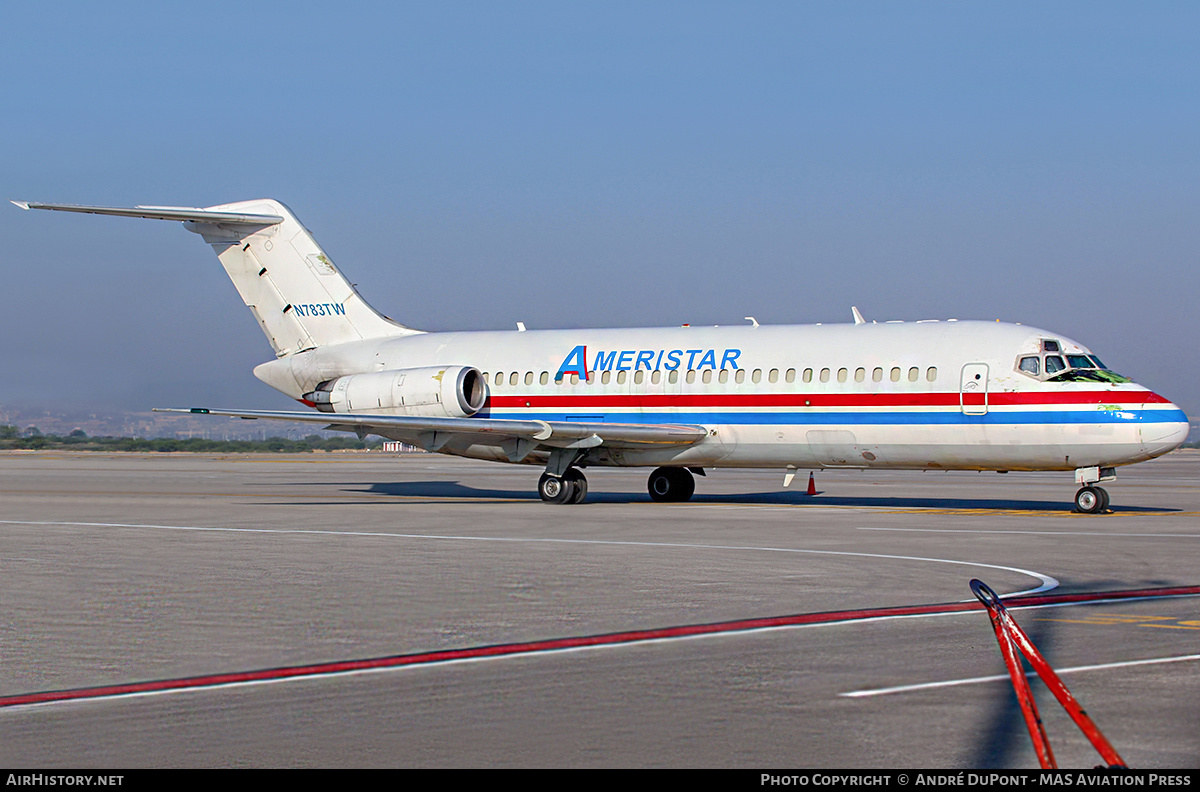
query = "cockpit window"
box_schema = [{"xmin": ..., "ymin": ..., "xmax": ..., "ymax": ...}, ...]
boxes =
[
  {"xmin": 1042, "ymin": 340, "xmax": 1061, "ymax": 353},
  {"xmin": 1016, "ymin": 347, "xmax": 1131, "ymax": 383}
]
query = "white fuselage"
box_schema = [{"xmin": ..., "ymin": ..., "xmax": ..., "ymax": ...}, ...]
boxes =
[{"xmin": 253, "ymin": 319, "xmax": 1189, "ymax": 472}]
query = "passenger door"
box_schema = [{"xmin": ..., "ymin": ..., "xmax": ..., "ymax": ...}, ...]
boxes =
[{"xmin": 960, "ymin": 363, "xmax": 989, "ymax": 415}]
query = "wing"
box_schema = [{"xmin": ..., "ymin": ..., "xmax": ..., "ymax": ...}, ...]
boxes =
[{"xmin": 154, "ymin": 407, "xmax": 708, "ymax": 458}]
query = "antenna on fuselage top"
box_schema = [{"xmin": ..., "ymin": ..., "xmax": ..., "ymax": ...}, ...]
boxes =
[{"xmin": 745, "ymin": 316, "xmax": 759, "ymax": 327}]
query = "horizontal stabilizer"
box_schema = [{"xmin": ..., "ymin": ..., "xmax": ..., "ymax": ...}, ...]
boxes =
[
  {"xmin": 11, "ymin": 201, "xmax": 282, "ymax": 226},
  {"xmin": 154, "ymin": 407, "xmax": 708, "ymax": 449}
]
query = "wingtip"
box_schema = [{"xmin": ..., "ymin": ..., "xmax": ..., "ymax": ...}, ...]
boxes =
[{"xmin": 11, "ymin": 200, "xmax": 31, "ymax": 210}]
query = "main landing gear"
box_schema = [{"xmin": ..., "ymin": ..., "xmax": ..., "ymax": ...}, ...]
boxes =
[
  {"xmin": 647, "ymin": 466, "xmax": 696, "ymax": 503},
  {"xmin": 538, "ymin": 469, "xmax": 588, "ymax": 505},
  {"xmin": 536, "ymin": 465, "xmax": 699, "ymax": 505}
]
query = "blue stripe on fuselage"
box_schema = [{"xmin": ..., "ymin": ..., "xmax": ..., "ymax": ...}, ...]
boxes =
[{"xmin": 475, "ymin": 409, "xmax": 1188, "ymax": 426}]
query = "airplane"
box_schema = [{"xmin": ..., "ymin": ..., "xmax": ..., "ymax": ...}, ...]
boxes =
[{"xmin": 13, "ymin": 198, "xmax": 1190, "ymax": 512}]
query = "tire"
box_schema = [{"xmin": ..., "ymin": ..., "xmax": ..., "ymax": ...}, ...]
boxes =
[
  {"xmin": 1097, "ymin": 487, "xmax": 1110, "ymax": 512},
  {"xmin": 647, "ymin": 467, "xmax": 695, "ymax": 503},
  {"xmin": 1075, "ymin": 486, "xmax": 1103, "ymax": 514},
  {"xmin": 673, "ymin": 467, "xmax": 695, "ymax": 501},
  {"xmin": 539, "ymin": 472, "xmax": 575, "ymax": 504},
  {"xmin": 565, "ymin": 469, "xmax": 588, "ymax": 504}
]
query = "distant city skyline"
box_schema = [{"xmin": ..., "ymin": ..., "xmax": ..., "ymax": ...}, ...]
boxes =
[
  {"xmin": 0, "ymin": 405, "xmax": 348, "ymax": 441},
  {"xmin": 4, "ymin": 3, "xmax": 1198, "ymax": 420}
]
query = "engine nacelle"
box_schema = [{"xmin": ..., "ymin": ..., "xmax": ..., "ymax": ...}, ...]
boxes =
[{"xmin": 305, "ymin": 366, "xmax": 487, "ymax": 418}]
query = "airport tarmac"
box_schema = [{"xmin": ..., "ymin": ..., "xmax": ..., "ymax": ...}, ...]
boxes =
[{"xmin": 1, "ymin": 449, "xmax": 1198, "ymax": 768}]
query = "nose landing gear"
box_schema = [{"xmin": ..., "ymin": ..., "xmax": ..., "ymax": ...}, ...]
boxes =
[
  {"xmin": 1074, "ymin": 486, "xmax": 1110, "ymax": 514},
  {"xmin": 1073, "ymin": 465, "xmax": 1116, "ymax": 514}
]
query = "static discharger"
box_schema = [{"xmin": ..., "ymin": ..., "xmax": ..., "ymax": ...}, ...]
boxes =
[{"xmin": 970, "ymin": 579, "xmax": 1127, "ymax": 769}]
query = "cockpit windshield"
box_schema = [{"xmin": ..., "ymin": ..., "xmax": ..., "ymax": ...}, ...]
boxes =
[
  {"xmin": 1017, "ymin": 342, "xmax": 1131, "ymax": 383},
  {"xmin": 1047, "ymin": 368, "xmax": 1132, "ymax": 384}
]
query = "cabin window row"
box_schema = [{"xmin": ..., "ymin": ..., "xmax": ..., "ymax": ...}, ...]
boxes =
[{"xmin": 482, "ymin": 367, "xmax": 939, "ymax": 387}]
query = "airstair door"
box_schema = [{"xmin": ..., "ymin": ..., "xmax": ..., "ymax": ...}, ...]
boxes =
[{"xmin": 960, "ymin": 363, "xmax": 990, "ymax": 415}]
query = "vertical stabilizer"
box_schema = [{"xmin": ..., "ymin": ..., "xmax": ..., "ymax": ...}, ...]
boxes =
[{"xmin": 190, "ymin": 199, "xmax": 417, "ymax": 355}]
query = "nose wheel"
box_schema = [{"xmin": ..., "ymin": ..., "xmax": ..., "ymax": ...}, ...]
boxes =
[{"xmin": 1074, "ymin": 486, "xmax": 1110, "ymax": 514}]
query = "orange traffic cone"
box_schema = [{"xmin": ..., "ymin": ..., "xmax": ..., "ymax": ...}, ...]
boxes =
[{"xmin": 807, "ymin": 472, "xmax": 817, "ymax": 495}]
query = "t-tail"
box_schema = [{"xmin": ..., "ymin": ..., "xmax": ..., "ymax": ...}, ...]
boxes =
[{"xmin": 12, "ymin": 198, "xmax": 418, "ymax": 355}]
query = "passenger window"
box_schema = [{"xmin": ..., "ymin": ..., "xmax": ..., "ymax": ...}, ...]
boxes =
[
  {"xmin": 601, "ymin": 370, "xmax": 611, "ymax": 385},
  {"xmin": 785, "ymin": 368, "xmax": 796, "ymax": 383},
  {"xmin": 617, "ymin": 371, "xmax": 627, "ymax": 384},
  {"xmin": 686, "ymin": 370, "xmax": 697, "ymax": 384},
  {"xmin": 908, "ymin": 367, "xmax": 919, "ymax": 382},
  {"xmin": 735, "ymin": 369, "xmax": 745, "ymax": 383},
  {"xmin": 752, "ymin": 369, "xmax": 762, "ymax": 383},
  {"xmin": 854, "ymin": 367, "xmax": 865, "ymax": 383},
  {"xmin": 569, "ymin": 373, "xmax": 579, "ymax": 385},
  {"xmin": 837, "ymin": 368, "xmax": 848, "ymax": 383},
  {"xmin": 769, "ymin": 368, "xmax": 779, "ymax": 383},
  {"xmin": 819, "ymin": 368, "xmax": 831, "ymax": 383},
  {"xmin": 873, "ymin": 367, "xmax": 884, "ymax": 382},
  {"xmin": 718, "ymin": 370, "xmax": 728, "ymax": 383},
  {"xmin": 1045, "ymin": 356, "xmax": 1065, "ymax": 374},
  {"xmin": 702, "ymin": 370, "xmax": 713, "ymax": 383},
  {"xmin": 926, "ymin": 367, "xmax": 937, "ymax": 382},
  {"xmin": 803, "ymin": 368, "xmax": 813, "ymax": 383},
  {"xmin": 525, "ymin": 372, "xmax": 534, "ymax": 386},
  {"xmin": 540, "ymin": 371, "xmax": 549, "ymax": 385},
  {"xmin": 1019, "ymin": 357, "xmax": 1039, "ymax": 376},
  {"xmin": 652, "ymin": 370, "xmax": 662, "ymax": 384},
  {"xmin": 890, "ymin": 367, "xmax": 901, "ymax": 382},
  {"xmin": 634, "ymin": 370, "xmax": 644, "ymax": 384},
  {"xmin": 495, "ymin": 372, "xmax": 504, "ymax": 387}
]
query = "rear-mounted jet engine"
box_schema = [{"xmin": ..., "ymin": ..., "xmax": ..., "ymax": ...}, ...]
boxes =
[{"xmin": 305, "ymin": 366, "xmax": 487, "ymax": 418}]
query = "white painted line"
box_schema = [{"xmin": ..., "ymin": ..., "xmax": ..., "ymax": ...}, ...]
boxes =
[
  {"xmin": 0, "ymin": 519, "xmax": 1059, "ymax": 596},
  {"xmin": 840, "ymin": 652, "xmax": 1200, "ymax": 696},
  {"xmin": 841, "ymin": 653, "xmax": 1200, "ymax": 698}
]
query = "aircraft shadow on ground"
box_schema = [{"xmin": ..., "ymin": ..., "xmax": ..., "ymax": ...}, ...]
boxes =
[{"xmin": 310, "ymin": 481, "xmax": 1178, "ymax": 512}]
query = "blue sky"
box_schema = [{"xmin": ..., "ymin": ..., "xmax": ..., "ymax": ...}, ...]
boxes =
[{"xmin": 3, "ymin": 2, "xmax": 1198, "ymax": 417}]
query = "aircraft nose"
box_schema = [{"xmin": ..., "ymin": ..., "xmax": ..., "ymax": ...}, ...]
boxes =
[{"xmin": 1141, "ymin": 395, "xmax": 1189, "ymax": 457}]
